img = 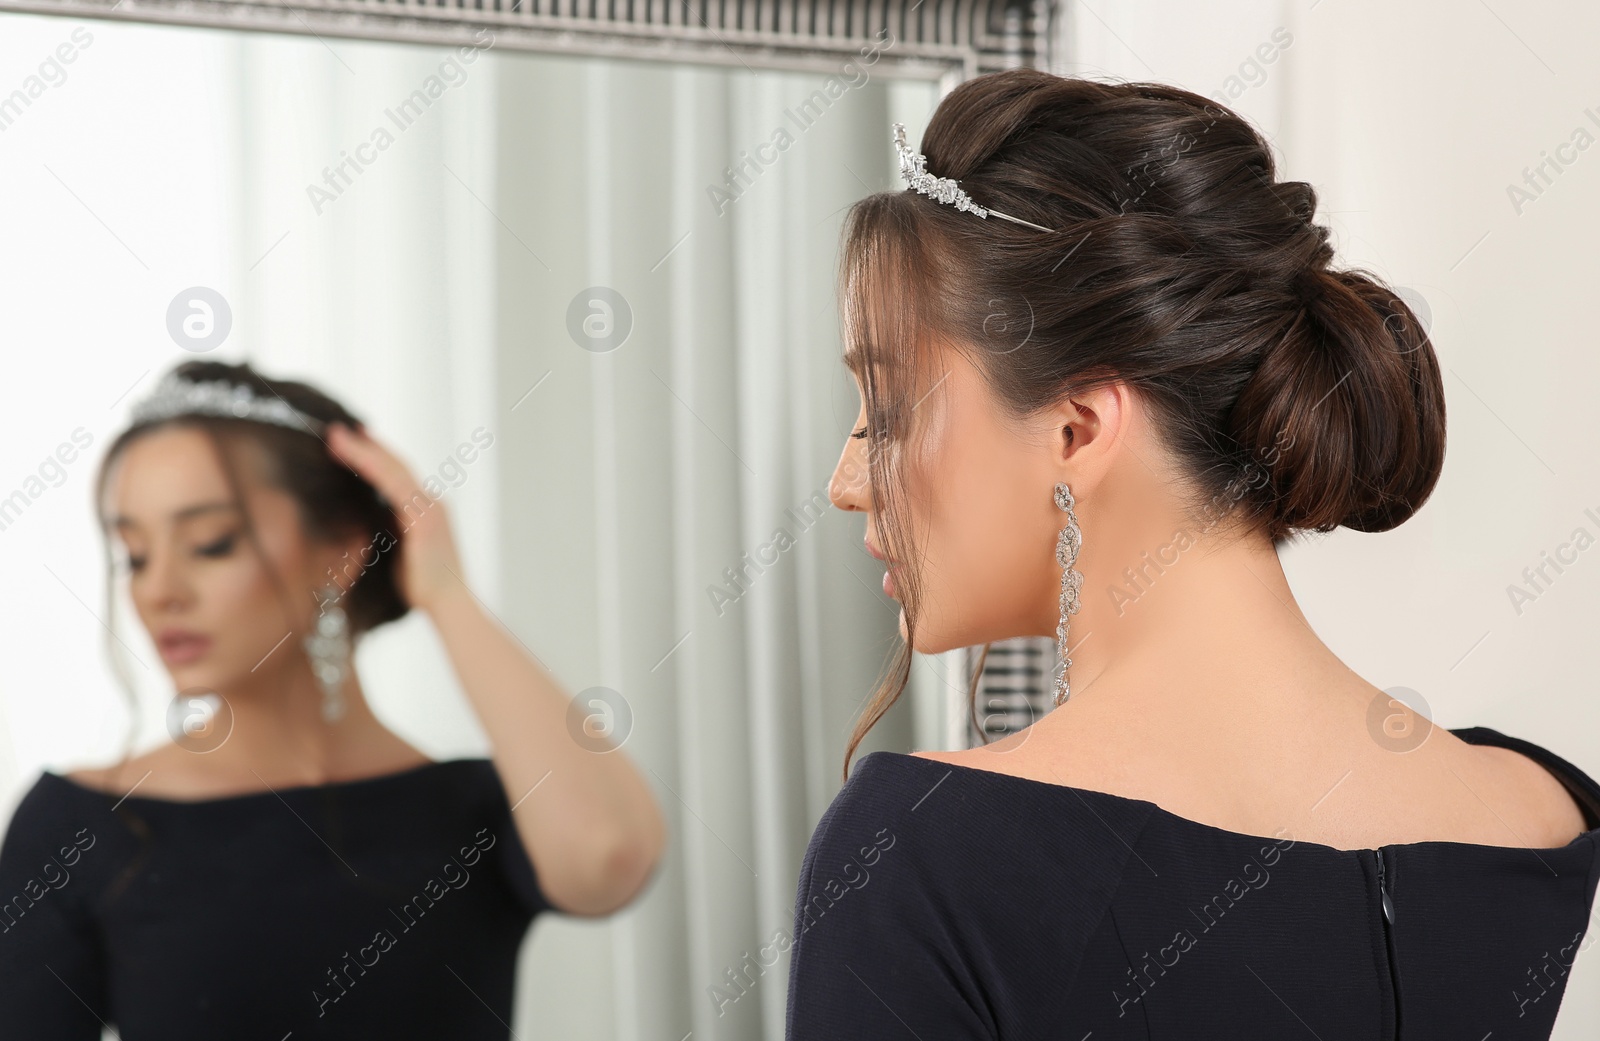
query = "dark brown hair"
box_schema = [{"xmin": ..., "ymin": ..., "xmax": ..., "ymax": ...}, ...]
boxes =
[
  {"xmin": 838, "ymin": 70, "xmax": 1445, "ymax": 779},
  {"xmin": 93, "ymin": 359, "xmax": 408, "ymax": 766}
]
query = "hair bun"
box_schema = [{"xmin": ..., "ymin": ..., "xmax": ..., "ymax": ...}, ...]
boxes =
[
  {"xmin": 1229, "ymin": 267, "xmax": 1447, "ymax": 539},
  {"xmin": 1291, "ymin": 267, "xmax": 1329, "ymax": 310}
]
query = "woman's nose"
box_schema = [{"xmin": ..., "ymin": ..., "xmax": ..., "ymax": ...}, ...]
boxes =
[
  {"xmin": 138, "ymin": 546, "xmax": 191, "ymax": 612},
  {"xmin": 829, "ymin": 428, "xmax": 871, "ymax": 513}
]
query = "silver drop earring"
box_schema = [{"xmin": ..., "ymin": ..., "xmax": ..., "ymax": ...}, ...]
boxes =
[
  {"xmin": 304, "ymin": 584, "xmax": 351, "ymax": 723},
  {"xmin": 1053, "ymin": 482, "xmax": 1084, "ymax": 707}
]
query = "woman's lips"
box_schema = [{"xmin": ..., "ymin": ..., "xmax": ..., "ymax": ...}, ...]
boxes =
[
  {"xmin": 866, "ymin": 539, "xmax": 900, "ymax": 599},
  {"xmin": 158, "ymin": 634, "xmax": 212, "ymax": 665}
]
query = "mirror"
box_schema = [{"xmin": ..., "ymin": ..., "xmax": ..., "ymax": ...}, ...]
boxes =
[{"xmin": 0, "ymin": 13, "xmax": 945, "ymax": 1039}]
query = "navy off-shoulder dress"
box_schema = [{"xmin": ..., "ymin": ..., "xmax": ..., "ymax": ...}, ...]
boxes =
[
  {"xmin": 0, "ymin": 758, "xmax": 554, "ymax": 1039},
  {"xmin": 785, "ymin": 726, "xmax": 1600, "ymax": 1040}
]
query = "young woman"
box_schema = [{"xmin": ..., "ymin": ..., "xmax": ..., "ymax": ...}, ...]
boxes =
[
  {"xmin": 786, "ymin": 70, "xmax": 1600, "ymax": 1039},
  {"xmin": 0, "ymin": 359, "xmax": 666, "ymax": 1038}
]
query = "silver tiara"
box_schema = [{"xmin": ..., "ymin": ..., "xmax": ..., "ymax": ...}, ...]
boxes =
[
  {"xmin": 128, "ymin": 371, "xmax": 326, "ymax": 437},
  {"xmin": 892, "ymin": 122, "xmax": 1055, "ymax": 233}
]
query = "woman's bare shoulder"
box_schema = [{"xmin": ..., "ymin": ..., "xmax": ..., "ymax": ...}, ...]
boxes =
[
  {"xmin": 907, "ymin": 718, "xmax": 1593, "ymax": 850},
  {"xmin": 1463, "ymin": 736, "xmax": 1592, "ymax": 847},
  {"xmin": 63, "ymin": 746, "xmax": 189, "ymax": 796}
]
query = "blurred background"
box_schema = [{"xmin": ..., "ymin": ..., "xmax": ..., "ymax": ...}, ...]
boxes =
[{"xmin": 0, "ymin": 0, "xmax": 1597, "ymax": 1037}]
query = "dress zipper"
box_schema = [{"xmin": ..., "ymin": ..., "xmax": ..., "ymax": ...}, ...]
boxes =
[{"xmin": 1374, "ymin": 848, "xmax": 1401, "ymax": 1039}]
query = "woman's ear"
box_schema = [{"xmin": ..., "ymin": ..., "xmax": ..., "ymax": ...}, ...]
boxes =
[
  {"xmin": 312, "ymin": 529, "xmax": 378, "ymax": 599},
  {"xmin": 1050, "ymin": 382, "xmax": 1129, "ymax": 484}
]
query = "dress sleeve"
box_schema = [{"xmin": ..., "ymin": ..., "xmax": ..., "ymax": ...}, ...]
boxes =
[
  {"xmin": 472, "ymin": 765, "xmax": 555, "ymax": 917},
  {"xmin": 494, "ymin": 819, "xmax": 556, "ymax": 916},
  {"xmin": 0, "ymin": 776, "xmax": 111, "ymax": 1038},
  {"xmin": 784, "ymin": 762, "xmax": 996, "ymax": 1041}
]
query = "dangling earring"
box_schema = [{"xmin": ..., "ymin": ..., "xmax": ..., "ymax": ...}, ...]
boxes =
[
  {"xmin": 1053, "ymin": 482, "xmax": 1084, "ymax": 707},
  {"xmin": 304, "ymin": 584, "xmax": 351, "ymax": 723}
]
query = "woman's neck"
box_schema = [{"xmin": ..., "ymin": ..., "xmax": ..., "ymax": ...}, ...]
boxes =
[{"xmin": 1057, "ymin": 514, "xmax": 1353, "ymax": 725}]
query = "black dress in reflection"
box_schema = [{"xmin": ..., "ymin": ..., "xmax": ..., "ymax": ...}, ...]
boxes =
[
  {"xmin": 785, "ymin": 726, "xmax": 1600, "ymax": 1041},
  {"xmin": 0, "ymin": 758, "xmax": 553, "ymax": 1038}
]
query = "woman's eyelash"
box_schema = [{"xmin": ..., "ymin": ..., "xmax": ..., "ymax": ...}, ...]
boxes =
[
  {"xmin": 196, "ymin": 534, "xmax": 236, "ymax": 557},
  {"xmin": 123, "ymin": 534, "xmax": 237, "ymax": 571},
  {"xmin": 852, "ymin": 408, "xmax": 893, "ymax": 440}
]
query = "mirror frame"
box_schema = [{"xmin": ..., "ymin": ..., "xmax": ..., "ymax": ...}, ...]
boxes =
[{"xmin": 0, "ymin": 0, "xmax": 1056, "ymax": 85}]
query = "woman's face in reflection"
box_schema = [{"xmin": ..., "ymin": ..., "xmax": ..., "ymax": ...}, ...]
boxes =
[
  {"xmin": 102, "ymin": 425, "xmax": 335, "ymax": 696},
  {"xmin": 828, "ymin": 343, "xmax": 1062, "ymax": 654}
]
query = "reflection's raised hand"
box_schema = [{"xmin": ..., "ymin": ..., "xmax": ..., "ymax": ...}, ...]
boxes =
[{"xmin": 324, "ymin": 420, "xmax": 466, "ymax": 615}]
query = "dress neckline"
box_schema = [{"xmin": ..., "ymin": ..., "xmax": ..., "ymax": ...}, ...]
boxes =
[
  {"xmin": 42, "ymin": 757, "xmax": 484, "ymax": 807},
  {"xmin": 866, "ymin": 725, "xmax": 1600, "ymax": 859}
]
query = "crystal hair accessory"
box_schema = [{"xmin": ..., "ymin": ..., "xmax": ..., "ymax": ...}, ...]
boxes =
[
  {"xmin": 892, "ymin": 122, "xmax": 1055, "ymax": 233},
  {"xmin": 128, "ymin": 371, "xmax": 326, "ymax": 436}
]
